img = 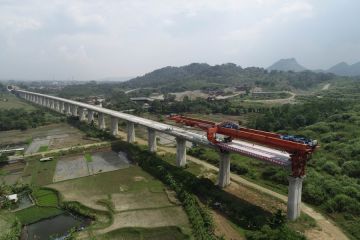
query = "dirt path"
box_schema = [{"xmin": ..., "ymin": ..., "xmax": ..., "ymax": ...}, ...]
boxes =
[
  {"xmin": 322, "ymin": 83, "xmax": 330, "ymax": 90},
  {"xmin": 24, "ymin": 141, "xmax": 110, "ymax": 157},
  {"xmin": 244, "ymin": 91, "xmax": 296, "ymax": 104}
]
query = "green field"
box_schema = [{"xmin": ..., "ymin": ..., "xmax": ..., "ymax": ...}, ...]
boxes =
[
  {"xmin": 14, "ymin": 206, "xmax": 63, "ymax": 225},
  {"xmin": 38, "ymin": 145, "xmax": 49, "ymax": 152},
  {"xmin": 97, "ymin": 226, "xmax": 189, "ymax": 240},
  {"xmin": 84, "ymin": 152, "xmax": 93, "ymax": 162},
  {"xmin": 0, "ymin": 210, "xmax": 21, "ymax": 239},
  {"xmin": 33, "ymin": 188, "xmax": 59, "ymax": 207},
  {"xmin": 22, "ymin": 157, "xmax": 58, "ymax": 185},
  {"xmin": 0, "ymin": 93, "xmax": 36, "ymax": 110}
]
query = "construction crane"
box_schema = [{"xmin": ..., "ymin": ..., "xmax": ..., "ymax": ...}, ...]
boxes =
[{"xmin": 167, "ymin": 114, "xmax": 318, "ymax": 177}]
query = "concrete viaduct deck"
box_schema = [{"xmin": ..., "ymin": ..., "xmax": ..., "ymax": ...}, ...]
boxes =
[{"xmin": 14, "ymin": 89, "xmax": 303, "ymax": 220}]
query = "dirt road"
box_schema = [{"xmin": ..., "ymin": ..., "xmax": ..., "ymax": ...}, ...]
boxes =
[{"xmin": 244, "ymin": 91, "xmax": 296, "ymax": 104}]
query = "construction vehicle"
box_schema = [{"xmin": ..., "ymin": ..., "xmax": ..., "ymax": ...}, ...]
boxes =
[{"xmin": 167, "ymin": 114, "xmax": 318, "ymax": 177}]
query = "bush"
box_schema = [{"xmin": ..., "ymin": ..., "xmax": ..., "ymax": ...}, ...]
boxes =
[
  {"xmin": 342, "ymin": 161, "xmax": 360, "ymax": 178},
  {"xmin": 321, "ymin": 161, "xmax": 341, "ymax": 175}
]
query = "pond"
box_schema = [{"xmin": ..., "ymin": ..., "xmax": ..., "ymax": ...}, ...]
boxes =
[{"xmin": 22, "ymin": 213, "xmax": 91, "ymax": 240}]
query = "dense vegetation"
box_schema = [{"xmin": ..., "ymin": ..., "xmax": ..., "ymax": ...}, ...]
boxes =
[
  {"xmin": 112, "ymin": 141, "xmax": 305, "ymax": 240},
  {"xmin": 122, "ymin": 63, "xmax": 336, "ymax": 92},
  {"xmin": 66, "ymin": 116, "xmax": 115, "ymax": 140},
  {"xmin": 0, "ymin": 108, "xmax": 62, "ymax": 131},
  {"xmin": 246, "ymin": 81, "xmax": 360, "ymax": 239},
  {"xmin": 150, "ymin": 97, "xmax": 268, "ymax": 116}
]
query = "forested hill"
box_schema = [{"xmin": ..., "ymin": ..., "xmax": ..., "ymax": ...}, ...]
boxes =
[{"xmin": 122, "ymin": 63, "xmax": 336, "ymax": 92}]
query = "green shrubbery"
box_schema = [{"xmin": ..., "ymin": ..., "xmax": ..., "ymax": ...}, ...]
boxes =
[{"xmin": 66, "ymin": 116, "xmax": 115, "ymax": 140}]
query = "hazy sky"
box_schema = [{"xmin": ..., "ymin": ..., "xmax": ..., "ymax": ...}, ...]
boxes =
[{"xmin": 1, "ymin": 0, "xmax": 359, "ymax": 80}]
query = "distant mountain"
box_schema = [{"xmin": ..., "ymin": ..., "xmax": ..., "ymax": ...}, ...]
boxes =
[
  {"xmin": 267, "ymin": 58, "xmax": 307, "ymax": 72},
  {"xmin": 327, "ymin": 61, "xmax": 360, "ymax": 76},
  {"xmin": 122, "ymin": 62, "xmax": 334, "ymax": 91}
]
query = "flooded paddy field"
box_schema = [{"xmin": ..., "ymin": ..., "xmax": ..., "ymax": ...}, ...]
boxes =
[{"xmin": 53, "ymin": 151, "xmax": 130, "ymax": 182}]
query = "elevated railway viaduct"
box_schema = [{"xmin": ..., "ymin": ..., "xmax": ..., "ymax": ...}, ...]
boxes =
[{"xmin": 14, "ymin": 89, "xmax": 305, "ymax": 220}]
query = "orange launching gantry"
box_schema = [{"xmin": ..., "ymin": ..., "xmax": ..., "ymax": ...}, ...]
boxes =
[{"xmin": 168, "ymin": 114, "xmax": 318, "ymax": 177}]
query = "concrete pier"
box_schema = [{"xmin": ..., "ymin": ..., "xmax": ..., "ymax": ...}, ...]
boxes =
[
  {"xmin": 111, "ymin": 117, "xmax": 118, "ymax": 136},
  {"xmin": 50, "ymin": 100, "xmax": 55, "ymax": 109},
  {"xmin": 88, "ymin": 110, "xmax": 94, "ymax": 124},
  {"xmin": 71, "ymin": 105, "xmax": 78, "ymax": 116},
  {"xmin": 60, "ymin": 102, "xmax": 65, "ymax": 113},
  {"xmin": 55, "ymin": 101, "xmax": 60, "ymax": 112},
  {"xmin": 218, "ymin": 151, "xmax": 231, "ymax": 188},
  {"xmin": 98, "ymin": 112, "xmax": 106, "ymax": 129},
  {"xmin": 65, "ymin": 104, "xmax": 71, "ymax": 115},
  {"xmin": 176, "ymin": 137, "xmax": 186, "ymax": 167},
  {"xmin": 147, "ymin": 128, "xmax": 157, "ymax": 152},
  {"xmin": 287, "ymin": 176, "xmax": 304, "ymax": 220},
  {"xmin": 127, "ymin": 121, "xmax": 135, "ymax": 143},
  {"xmin": 78, "ymin": 108, "xmax": 86, "ymax": 121}
]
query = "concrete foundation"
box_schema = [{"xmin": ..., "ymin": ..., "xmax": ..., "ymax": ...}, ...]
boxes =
[
  {"xmin": 98, "ymin": 112, "xmax": 106, "ymax": 129},
  {"xmin": 147, "ymin": 128, "xmax": 157, "ymax": 152},
  {"xmin": 287, "ymin": 176, "xmax": 304, "ymax": 220},
  {"xmin": 127, "ymin": 121, "xmax": 135, "ymax": 143},
  {"xmin": 111, "ymin": 117, "xmax": 118, "ymax": 136},
  {"xmin": 176, "ymin": 137, "xmax": 186, "ymax": 167},
  {"xmin": 88, "ymin": 110, "xmax": 94, "ymax": 124},
  {"xmin": 218, "ymin": 152, "xmax": 231, "ymax": 188},
  {"xmin": 78, "ymin": 108, "xmax": 86, "ymax": 121}
]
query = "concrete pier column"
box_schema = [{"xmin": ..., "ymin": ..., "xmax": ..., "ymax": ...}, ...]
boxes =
[
  {"xmin": 218, "ymin": 151, "xmax": 231, "ymax": 188},
  {"xmin": 98, "ymin": 112, "xmax": 106, "ymax": 129},
  {"xmin": 87, "ymin": 110, "xmax": 94, "ymax": 124},
  {"xmin": 50, "ymin": 100, "xmax": 55, "ymax": 109},
  {"xmin": 147, "ymin": 128, "xmax": 157, "ymax": 152},
  {"xmin": 287, "ymin": 176, "xmax": 304, "ymax": 220},
  {"xmin": 65, "ymin": 103, "xmax": 71, "ymax": 115},
  {"xmin": 60, "ymin": 102, "xmax": 65, "ymax": 113},
  {"xmin": 47, "ymin": 98, "xmax": 51, "ymax": 108},
  {"xmin": 127, "ymin": 121, "xmax": 135, "ymax": 143},
  {"xmin": 55, "ymin": 101, "xmax": 60, "ymax": 111},
  {"xmin": 78, "ymin": 108, "xmax": 86, "ymax": 121},
  {"xmin": 111, "ymin": 117, "xmax": 118, "ymax": 136},
  {"xmin": 71, "ymin": 105, "xmax": 78, "ymax": 116},
  {"xmin": 176, "ymin": 137, "xmax": 186, "ymax": 167}
]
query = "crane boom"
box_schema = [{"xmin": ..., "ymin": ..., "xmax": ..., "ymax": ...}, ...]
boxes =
[{"xmin": 168, "ymin": 114, "xmax": 318, "ymax": 177}]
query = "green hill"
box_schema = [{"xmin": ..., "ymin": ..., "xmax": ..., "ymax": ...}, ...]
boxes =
[{"xmin": 122, "ymin": 62, "xmax": 335, "ymax": 92}]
